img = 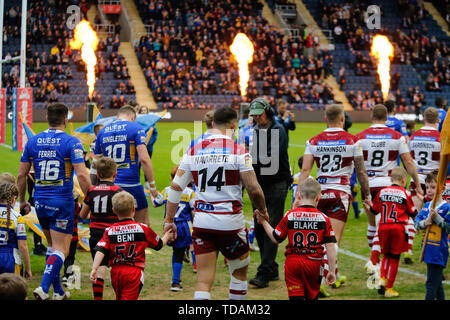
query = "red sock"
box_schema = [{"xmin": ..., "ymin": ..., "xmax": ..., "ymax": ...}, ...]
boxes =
[
  {"xmin": 93, "ymin": 278, "xmax": 104, "ymax": 300},
  {"xmin": 387, "ymin": 257, "xmax": 400, "ymax": 289},
  {"xmin": 380, "ymin": 256, "xmax": 389, "ymax": 280}
]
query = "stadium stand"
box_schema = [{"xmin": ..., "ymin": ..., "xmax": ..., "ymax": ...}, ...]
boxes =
[
  {"xmin": 1, "ymin": 0, "xmax": 136, "ymax": 111},
  {"xmin": 132, "ymin": 0, "xmax": 336, "ymax": 111}
]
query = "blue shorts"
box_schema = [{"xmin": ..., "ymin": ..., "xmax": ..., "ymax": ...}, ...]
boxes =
[
  {"xmin": 0, "ymin": 250, "xmax": 15, "ymax": 274},
  {"xmin": 119, "ymin": 185, "xmax": 148, "ymax": 211},
  {"xmin": 169, "ymin": 221, "xmax": 192, "ymax": 249},
  {"xmin": 34, "ymin": 198, "xmax": 75, "ymax": 235}
]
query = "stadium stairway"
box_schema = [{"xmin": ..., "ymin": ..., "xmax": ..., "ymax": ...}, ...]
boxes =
[
  {"xmin": 119, "ymin": 41, "xmax": 156, "ymax": 109},
  {"xmin": 292, "ymin": 0, "xmax": 333, "ymax": 51},
  {"xmin": 423, "ymin": 1, "xmax": 450, "ymax": 37},
  {"xmin": 294, "ymin": 0, "xmax": 352, "ymax": 110}
]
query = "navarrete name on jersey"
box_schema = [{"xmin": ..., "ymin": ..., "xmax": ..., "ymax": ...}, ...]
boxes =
[{"xmin": 102, "ymin": 135, "xmax": 128, "ymax": 143}]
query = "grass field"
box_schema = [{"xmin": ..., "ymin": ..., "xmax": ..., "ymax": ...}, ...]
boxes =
[{"xmin": 1, "ymin": 120, "xmax": 447, "ymax": 300}]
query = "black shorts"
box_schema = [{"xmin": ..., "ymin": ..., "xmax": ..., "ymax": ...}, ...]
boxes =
[{"xmin": 90, "ymin": 228, "xmax": 109, "ymax": 266}]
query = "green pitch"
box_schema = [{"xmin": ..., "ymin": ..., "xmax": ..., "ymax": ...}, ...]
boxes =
[{"xmin": 1, "ymin": 121, "xmax": 446, "ymax": 300}]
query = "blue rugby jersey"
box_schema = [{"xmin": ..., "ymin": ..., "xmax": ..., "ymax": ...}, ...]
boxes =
[
  {"xmin": 20, "ymin": 129, "xmax": 85, "ymax": 201},
  {"xmin": 94, "ymin": 119, "xmax": 147, "ymax": 186},
  {"xmin": 153, "ymin": 186, "xmax": 194, "ymax": 222},
  {"xmin": 438, "ymin": 109, "xmax": 447, "ymax": 132},
  {"xmin": 386, "ymin": 116, "xmax": 408, "ymax": 136}
]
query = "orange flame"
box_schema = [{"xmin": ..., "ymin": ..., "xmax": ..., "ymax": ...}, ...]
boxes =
[
  {"xmin": 370, "ymin": 35, "xmax": 394, "ymax": 101},
  {"xmin": 230, "ymin": 33, "xmax": 254, "ymax": 98},
  {"xmin": 70, "ymin": 20, "xmax": 99, "ymax": 100}
]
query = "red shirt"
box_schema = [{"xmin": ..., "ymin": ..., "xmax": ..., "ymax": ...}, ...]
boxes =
[
  {"xmin": 83, "ymin": 182, "xmax": 122, "ymax": 230},
  {"xmin": 370, "ymin": 185, "xmax": 417, "ymax": 225},
  {"xmin": 273, "ymin": 206, "xmax": 336, "ymax": 260},
  {"xmin": 95, "ymin": 219, "xmax": 162, "ymax": 269}
]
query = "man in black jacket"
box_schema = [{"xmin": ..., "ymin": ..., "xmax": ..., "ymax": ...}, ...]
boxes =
[{"xmin": 248, "ymin": 97, "xmax": 292, "ymax": 288}]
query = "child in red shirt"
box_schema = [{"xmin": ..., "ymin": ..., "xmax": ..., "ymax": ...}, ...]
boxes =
[
  {"xmin": 90, "ymin": 191, "xmax": 173, "ymax": 300},
  {"xmin": 370, "ymin": 167, "xmax": 418, "ymax": 297},
  {"xmin": 255, "ymin": 177, "xmax": 337, "ymax": 300}
]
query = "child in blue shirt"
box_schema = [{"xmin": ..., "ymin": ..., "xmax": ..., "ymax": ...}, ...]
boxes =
[
  {"xmin": 415, "ymin": 188, "xmax": 450, "ymax": 300},
  {"xmin": 153, "ymin": 166, "xmax": 195, "ymax": 292}
]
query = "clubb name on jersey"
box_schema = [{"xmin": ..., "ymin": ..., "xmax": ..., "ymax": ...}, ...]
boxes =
[
  {"xmin": 94, "ymin": 119, "xmax": 147, "ymax": 186},
  {"xmin": 356, "ymin": 124, "xmax": 409, "ymax": 189},
  {"xmin": 20, "ymin": 129, "xmax": 85, "ymax": 201}
]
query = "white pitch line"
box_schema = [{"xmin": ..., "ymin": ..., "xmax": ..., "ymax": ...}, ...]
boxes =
[
  {"xmin": 0, "ymin": 143, "xmax": 12, "ymax": 150},
  {"xmin": 339, "ymin": 248, "xmax": 450, "ymax": 285}
]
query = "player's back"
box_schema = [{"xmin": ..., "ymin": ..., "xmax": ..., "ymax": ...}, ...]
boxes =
[
  {"xmin": 84, "ymin": 181, "xmax": 122, "ymax": 230},
  {"xmin": 275, "ymin": 206, "xmax": 335, "ymax": 260},
  {"xmin": 180, "ymin": 134, "xmax": 253, "ymax": 232},
  {"xmin": 21, "ymin": 129, "xmax": 84, "ymax": 201},
  {"xmin": 371, "ymin": 185, "xmax": 417, "ymax": 225},
  {"xmin": 356, "ymin": 125, "xmax": 407, "ymax": 188},
  {"xmin": 306, "ymin": 128, "xmax": 360, "ymax": 194},
  {"xmin": 409, "ymin": 126, "xmax": 441, "ymax": 184},
  {"xmin": 95, "ymin": 119, "xmax": 146, "ymax": 186},
  {"xmin": 438, "ymin": 109, "xmax": 447, "ymax": 132}
]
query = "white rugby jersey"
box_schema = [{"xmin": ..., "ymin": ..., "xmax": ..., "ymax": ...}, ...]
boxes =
[
  {"xmin": 356, "ymin": 124, "xmax": 409, "ymax": 188},
  {"xmin": 409, "ymin": 126, "xmax": 441, "ymax": 185},
  {"xmin": 304, "ymin": 128, "xmax": 362, "ymax": 195},
  {"xmin": 179, "ymin": 134, "xmax": 253, "ymax": 232}
]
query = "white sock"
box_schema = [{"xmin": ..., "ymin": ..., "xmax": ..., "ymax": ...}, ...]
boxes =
[
  {"xmin": 194, "ymin": 291, "xmax": 211, "ymax": 300},
  {"xmin": 229, "ymin": 276, "xmax": 247, "ymax": 300}
]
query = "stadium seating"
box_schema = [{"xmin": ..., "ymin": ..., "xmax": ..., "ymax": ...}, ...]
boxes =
[
  {"xmin": 303, "ymin": 0, "xmax": 450, "ymax": 113},
  {"xmin": 1, "ymin": 0, "xmax": 136, "ymax": 110},
  {"xmin": 132, "ymin": 0, "xmax": 334, "ymax": 110}
]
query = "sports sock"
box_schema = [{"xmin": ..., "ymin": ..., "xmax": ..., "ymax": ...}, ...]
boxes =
[
  {"xmin": 191, "ymin": 250, "xmax": 196, "ymax": 266},
  {"xmin": 45, "ymin": 246, "xmax": 53, "ymax": 262},
  {"xmin": 387, "ymin": 257, "xmax": 400, "ymax": 289},
  {"xmin": 194, "ymin": 291, "xmax": 211, "ymax": 300},
  {"xmin": 352, "ymin": 201, "xmax": 359, "ymax": 217},
  {"xmin": 380, "ymin": 256, "xmax": 389, "ymax": 280},
  {"xmin": 367, "ymin": 225, "xmax": 377, "ymax": 249},
  {"xmin": 172, "ymin": 255, "xmax": 183, "ymax": 284},
  {"xmin": 41, "ymin": 250, "xmax": 65, "ymax": 294},
  {"xmin": 93, "ymin": 278, "xmax": 104, "ymax": 300},
  {"xmin": 229, "ymin": 275, "xmax": 247, "ymax": 300}
]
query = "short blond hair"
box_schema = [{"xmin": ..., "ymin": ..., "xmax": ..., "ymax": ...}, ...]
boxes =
[
  {"xmin": 325, "ymin": 104, "xmax": 344, "ymax": 124},
  {"xmin": 424, "ymin": 107, "xmax": 439, "ymax": 125},
  {"xmin": 390, "ymin": 167, "xmax": 408, "ymax": 183},
  {"xmin": 96, "ymin": 157, "xmax": 117, "ymax": 180},
  {"xmin": 299, "ymin": 177, "xmax": 322, "ymax": 200},
  {"xmin": 112, "ymin": 191, "xmax": 135, "ymax": 217}
]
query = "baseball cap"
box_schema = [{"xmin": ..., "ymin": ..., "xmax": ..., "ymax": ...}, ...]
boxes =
[{"xmin": 249, "ymin": 97, "xmax": 270, "ymax": 116}]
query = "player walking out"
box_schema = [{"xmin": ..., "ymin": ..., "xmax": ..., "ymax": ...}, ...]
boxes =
[
  {"xmin": 163, "ymin": 107, "xmax": 267, "ymax": 300},
  {"xmin": 294, "ymin": 104, "xmax": 371, "ymax": 287},
  {"xmin": 357, "ymin": 105, "xmax": 422, "ymax": 270},
  {"xmin": 18, "ymin": 103, "xmax": 91, "ymax": 300},
  {"xmin": 256, "ymin": 178, "xmax": 337, "ymax": 300},
  {"xmin": 369, "ymin": 167, "xmax": 418, "ymax": 297},
  {"xmin": 94, "ymin": 105, "xmax": 158, "ymax": 226}
]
